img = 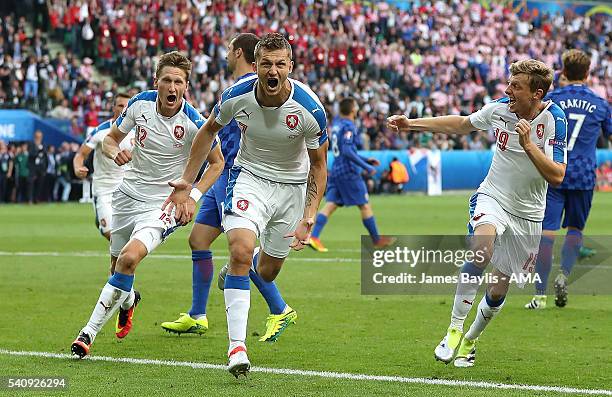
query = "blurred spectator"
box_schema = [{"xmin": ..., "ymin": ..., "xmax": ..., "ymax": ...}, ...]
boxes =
[
  {"xmin": 27, "ymin": 130, "xmax": 47, "ymax": 203},
  {"xmin": 48, "ymin": 98, "xmax": 73, "ymax": 119},
  {"xmin": 53, "ymin": 142, "xmax": 72, "ymax": 202},
  {"xmin": 44, "ymin": 145, "xmax": 56, "ymax": 202},
  {"xmin": 596, "ymin": 161, "xmax": 612, "ymax": 192},
  {"xmin": 380, "ymin": 157, "xmax": 409, "ymax": 193},
  {"xmin": 14, "ymin": 142, "xmax": 30, "ymax": 202},
  {"xmin": 0, "ymin": 140, "xmax": 11, "ymax": 202}
]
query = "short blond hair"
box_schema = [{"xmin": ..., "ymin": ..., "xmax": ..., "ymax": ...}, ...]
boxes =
[
  {"xmin": 155, "ymin": 51, "xmax": 192, "ymax": 81},
  {"xmin": 509, "ymin": 59, "xmax": 554, "ymax": 97},
  {"xmin": 562, "ymin": 49, "xmax": 591, "ymax": 81}
]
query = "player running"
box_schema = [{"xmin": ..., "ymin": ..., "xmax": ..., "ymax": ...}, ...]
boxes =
[
  {"xmin": 525, "ymin": 49, "xmax": 612, "ymax": 309},
  {"xmin": 70, "ymin": 52, "xmax": 224, "ymax": 358},
  {"xmin": 388, "ymin": 59, "xmax": 567, "ymax": 367},
  {"xmin": 73, "ymin": 92, "xmax": 134, "ymax": 241},
  {"xmin": 165, "ymin": 33, "xmax": 328, "ymax": 377},
  {"xmin": 308, "ymin": 96, "xmax": 395, "ymax": 252},
  {"xmin": 160, "ymin": 33, "xmax": 298, "ymax": 342}
]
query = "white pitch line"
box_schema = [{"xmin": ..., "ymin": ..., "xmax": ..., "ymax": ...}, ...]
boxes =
[
  {"xmin": 0, "ymin": 349, "xmax": 610, "ymax": 396},
  {"xmin": 0, "ymin": 251, "xmax": 359, "ymax": 263}
]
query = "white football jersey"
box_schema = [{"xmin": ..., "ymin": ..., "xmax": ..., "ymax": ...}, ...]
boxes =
[
  {"xmin": 85, "ymin": 119, "xmax": 134, "ymax": 196},
  {"xmin": 469, "ymin": 98, "xmax": 567, "ymax": 221},
  {"xmin": 214, "ymin": 77, "xmax": 328, "ymax": 184},
  {"xmin": 115, "ymin": 90, "xmax": 216, "ymax": 202}
]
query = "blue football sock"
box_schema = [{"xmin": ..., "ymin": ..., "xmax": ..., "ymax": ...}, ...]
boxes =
[
  {"xmin": 362, "ymin": 216, "xmax": 380, "ymax": 243},
  {"xmin": 108, "ymin": 271, "xmax": 134, "ymax": 292},
  {"xmin": 249, "ymin": 249, "xmax": 287, "ymax": 315},
  {"xmin": 485, "ymin": 291, "xmax": 506, "ymax": 307},
  {"xmin": 534, "ymin": 235, "xmax": 555, "ymax": 295},
  {"xmin": 189, "ymin": 250, "xmax": 213, "ymax": 317},
  {"xmin": 311, "ymin": 213, "xmax": 328, "ymax": 239},
  {"xmin": 561, "ymin": 230, "xmax": 582, "ymax": 277}
]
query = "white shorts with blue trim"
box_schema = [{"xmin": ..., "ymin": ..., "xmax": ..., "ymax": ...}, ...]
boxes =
[
  {"xmin": 468, "ymin": 193, "xmax": 542, "ymax": 287},
  {"xmin": 222, "ymin": 167, "xmax": 306, "ymax": 258},
  {"xmin": 110, "ymin": 190, "xmax": 179, "ymax": 257}
]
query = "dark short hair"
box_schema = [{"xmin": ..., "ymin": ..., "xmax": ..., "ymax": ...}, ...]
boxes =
[
  {"xmin": 562, "ymin": 49, "xmax": 591, "ymax": 81},
  {"xmin": 254, "ymin": 33, "xmax": 292, "ymax": 61},
  {"xmin": 339, "ymin": 97, "xmax": 356, "ymax": 116},
  {"xmin": 233, "ymin": 33, "xmax": 259, "ymax": 64},
  {"xmin": 156, "ymin": 51, "xmax": 192, "ymax": 80},
  {"xmin": 114, "ymin": 92, "xmax": 131, "ymax": 105}
]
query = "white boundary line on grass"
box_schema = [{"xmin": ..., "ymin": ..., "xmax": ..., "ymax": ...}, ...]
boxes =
[
  {"xmin": 1, "ymin": 251, "xmax": 610, "ymax": 269},
  {"xmin": 0, "ymin": 251, "xmax": 360, "ymax": 263},
  {"xmin": 0, "ymin": 349, "xmax": 611, "ymax": 396}
]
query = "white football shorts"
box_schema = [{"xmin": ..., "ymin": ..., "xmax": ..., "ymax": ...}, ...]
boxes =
[{"xmin": 222, "ymin": 167, "xmax": 306, "ymax": 258}]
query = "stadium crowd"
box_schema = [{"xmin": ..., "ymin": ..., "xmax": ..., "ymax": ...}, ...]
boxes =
[{"xmin": 1, "ymin": 0, "xmax": 611, "ymax": 151}]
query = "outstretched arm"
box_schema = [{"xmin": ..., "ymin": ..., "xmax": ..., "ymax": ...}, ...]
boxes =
[{"xmin": 387, "ymin": 114, "xmax": 476, "ymax": 135}]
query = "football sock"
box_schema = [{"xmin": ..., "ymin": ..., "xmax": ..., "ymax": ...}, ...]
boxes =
[
  {"xmin": 311, "ymin": 213, "xmax": 328, "ymax": 239},
  {"xmin": 561, "ymin": 229, "xmax": 582, "ymax": 277},
  {"xmin": 362, "ymin": 216, "xmax": 380, "ymax": 242},
  {"xmin": 465, "ymin": 292, "xmax": 505, "ymax": 340},
  {"xmin": 120, "ymin": 289, "xmax": 135, "ymax": 310},
  {"xmin": 82, "ymin": 272, "xmax": 134, "ymax": 340},
  {"xmin": 450, "ymin": 261, "xmax": 483, "ymax": 331},
  {"xmin": 224, "ymin": 274, "xmax": 250, "ymax": 345},
  {"xmin": 189, "ymin": 250, "xmax": 214, "ymax": 317},
  {"xmin": 249, "ymin": 247, "xmax": 286, "ymax": 315},
  {"xmin": 534, "ymin": 235, "xmax": 555, "ymax": 295}
]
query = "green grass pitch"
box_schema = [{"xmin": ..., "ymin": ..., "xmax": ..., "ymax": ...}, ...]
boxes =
[{"xmin": 1, "ymin": 193, "xmax": 611, "ymax": 396}]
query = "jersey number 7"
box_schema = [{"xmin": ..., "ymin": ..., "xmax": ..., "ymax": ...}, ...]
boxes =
[{"xmin": 567, "ymin": 113, "xmax": 585, "ymax": 152}]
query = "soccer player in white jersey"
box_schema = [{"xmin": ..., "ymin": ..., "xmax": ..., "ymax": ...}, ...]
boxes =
[
  {"xmin": 73, "ymin": 92, "xmax": 134, "ymax": 241},
  {"xmin": 70, "ymin": 52, "xmax": 224, "ymax": 358},
  {"xmin": 388, "ymin": 59, "xmax": 567, "ymax": 367},
  {"xmin": 165, "ymin": 33, "xmax": 329, "ymax": 377}
]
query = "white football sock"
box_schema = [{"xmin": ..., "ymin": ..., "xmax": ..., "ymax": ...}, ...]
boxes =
[
  {"xmin": 120, "ymin": 289, "xmax": 135, "ymax": 310},
  {"xmin": 465, "ymin": 295, "xmax": 505, "ymax": 340},
  {"xmin": 450, "ymin": 278, "xmax": 480, "ymax": 331},
  {"xmin": 224, "ymin": 288, "xmax": 250, "ymax": 348},
  {"xmin": 81, "ymin": 283, "xmax": 130, "ymax": 340}
]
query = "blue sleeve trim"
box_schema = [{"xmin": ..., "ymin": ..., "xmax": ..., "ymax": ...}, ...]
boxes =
[
  {"xmin": 318, "ymin": 131, "xmax": 328, "ymax": 146},
  {"xmin": 293, "ymin": 83, "xmax": 327, "ymax": 132},
  {"xmin": 548, "ymin": 104, "xmax": 567, "ymax": 163},
  {"xmin": 183, "ymin": 102, "xmax": 205, "ymax": 129},
  {"xmin": 219, "ymin": 78, "xmax": 256, "ymax": 104},
  {"xmin": 493, "ymin": 97, "xmax": 510, "ymax": 104},
  {"xmin": 116, "ymin": 91, "xmax": 157, "ymax": 127}
]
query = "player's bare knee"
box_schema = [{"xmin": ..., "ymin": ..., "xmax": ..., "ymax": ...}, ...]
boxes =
[
  {"xmin": 116, "ymin": 250, "xmax": 140, "ymax": 274},
  {"xmin": 472, "ymin": 244, "xmax": 493, "ymax": 269},
  {"xmin": 188, "ymin": 231, "xmax": 209, "ymax": 251},
  {"xmin": 228, "ymin": 243, "xmax": 254, "ymax": 272},
  {"xmin": 259, "ymin": 265, "xmax": 280, "ymax": 282}
]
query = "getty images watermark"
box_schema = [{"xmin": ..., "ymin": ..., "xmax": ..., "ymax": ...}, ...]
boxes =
[{"xmin": 361, "ymin": 235, "xmax": 612, "ymax": 295}]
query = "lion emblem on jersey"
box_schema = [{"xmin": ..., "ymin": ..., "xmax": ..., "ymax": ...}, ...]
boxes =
[
  {"xmin": 174, "ymin": 125, "xmax": 185, "ymax": 140},
  {"xmin": 536, "ymin": 124, "xmax": 544, "ymax": 139},
  {"xmin": 286, "ymin": 114, "xmax": 299, "ymax": 130}
]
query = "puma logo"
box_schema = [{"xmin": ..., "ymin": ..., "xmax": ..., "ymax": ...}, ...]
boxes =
[{"xmin": 99, "ymin": 301, "xmax": 111, "ymax": 311}]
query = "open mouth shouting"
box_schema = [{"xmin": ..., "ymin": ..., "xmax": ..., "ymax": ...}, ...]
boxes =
[
  {"xmin": 167, "ymin": 94, "xmax": 178, "ymax": 106},
  {"xmin": 267, "ymin": 77, "xmax": 279, "ymax": 90}
]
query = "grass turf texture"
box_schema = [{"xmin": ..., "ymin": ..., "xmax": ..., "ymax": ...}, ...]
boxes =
[{"xmin": 1, "ymin": 193, "xmax": 611, "ymax": 396}]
